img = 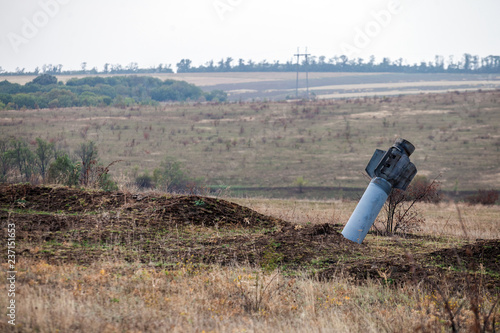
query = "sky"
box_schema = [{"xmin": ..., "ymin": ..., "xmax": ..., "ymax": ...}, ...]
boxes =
[{"xmin": 0, "ymin": 0, "xmax": 499, "ymax": 72}]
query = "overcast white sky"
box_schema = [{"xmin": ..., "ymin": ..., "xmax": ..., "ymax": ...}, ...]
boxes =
[{"xmin": 0, "ymin": 0, "xmax": 499, "ymax": 72}]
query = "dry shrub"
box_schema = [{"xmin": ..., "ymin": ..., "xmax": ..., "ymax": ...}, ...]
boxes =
[
  {"xmin": 382, "ymin": 176, "xmax": 441, "ymax": 235},
  {"xmin": 465, "ymin": 189, "xmax": 499, "ymax": 205}
]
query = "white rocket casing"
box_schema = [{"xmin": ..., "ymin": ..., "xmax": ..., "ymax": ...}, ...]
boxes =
[{"xmin": 341, "ymin": 177, "xmax": 392, "ymax": 244}]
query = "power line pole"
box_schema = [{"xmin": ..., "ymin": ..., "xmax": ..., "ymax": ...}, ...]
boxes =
[
  {"xmin": 305, "ymin": 47, "xmax": 310, "ymax": 99},
  {"xmin": 294, "ymin": 47, "xmax": 311, "ymax": 99}
]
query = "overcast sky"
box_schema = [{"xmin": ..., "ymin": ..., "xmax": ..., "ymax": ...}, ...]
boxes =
[{"xmin": 1, "ymin": 0, "xmax": 499, "ymax": 72}]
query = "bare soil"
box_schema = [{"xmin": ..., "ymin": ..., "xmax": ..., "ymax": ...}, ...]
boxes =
[{"xmin": 1, "ymin": 184, "xmax": 498, "ymax": 291}]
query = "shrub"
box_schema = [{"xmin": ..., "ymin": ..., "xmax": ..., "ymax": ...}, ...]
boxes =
[
  {"xmin": 405, "ymin": 175, "xmax": 442, "ymax": 203},
  {"xmin": 465, "ymin": 189, "xmax": 499, "ymax": 205},
  {"xmin": 135, "ymin": 172, "xmax": 154, "ymax": 189},
  {"xmin": 75, "ymin": 141, "xmax": 119, "ymax": 191},
  {"xmin": 12, "ymin": 93, "xmax": 37, "ymax": 109},
  {"xmin": 31, "ymin": 74, "xmax": 57, "ymax": 85},
  {"xmin": 47, "ymin": 154, "xmax": 80, "ymax": 186},
  {"xmin": 153, "ymin": 157, "xmax": 202, "ymax": 193},
  {"xmin": 382, "ymin": 176, "xmax": 441, "ymax": 235}
]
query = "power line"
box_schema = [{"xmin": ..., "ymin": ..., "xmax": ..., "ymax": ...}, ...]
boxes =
[{"xmin": 294, "ymin": 47, "xmax": 311, "ymax": 99}]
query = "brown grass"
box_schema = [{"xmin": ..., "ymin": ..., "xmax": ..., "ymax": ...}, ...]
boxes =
[
  {"xmin": 2, "ymin": 254, "xmax": 497, "ymax": 332},
  {"xmin": 234, "ymin": 198, "xmax": 500, "ymax": 240},
  {"xmin": 2, "ymin": 90, "xmax": 500, "ymax": 194},
  {"xmin": 1, "ymin": 195, "xmax": 499, "ymax": 332}
]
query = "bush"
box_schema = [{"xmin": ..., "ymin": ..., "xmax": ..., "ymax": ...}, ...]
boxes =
[
  {"xmin": 135, "ymin": 172, "xmax": 154, "ymax": 189},
  {"xmin": 153, "ymin": 157, "xmax": 202, "ymax": 192},
  {"xmin": 205, "ymin": 89, "xmax": 228, "ymax": 102},
  {"xmin": 31, "ymin": 74, "xmax": 57, "ymax": 86},
  {"xmin": 382, "ymin": 176, "xmax": 441, "ymax": 235},
  {"xmin": 47, "ymin": 154, "xmax": 80, "ymax": 186},
  {"xmin": 405, "ymin": 175, "xmax": 442, "ymax": 203},
  {"xmin": 0, "ymin": 93, "xmax": 13, "ymax": 105},
  {"xmin": 75, "ymin": 141, "xmax": 119, "ymax": 191},
  {"xmin": 465, "ymin": 189, "xmax": 499, "ymax": 205},
  {"xmin": 12, "ymin": 93, "xmax": 37, "ymax": 109}
]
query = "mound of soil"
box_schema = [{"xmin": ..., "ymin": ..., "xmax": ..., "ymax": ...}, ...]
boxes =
[
  {"xmin": 1, "ymin": 184, "xmax": 498, "ymax": 291},
  {"xmin": 0, "ymin": 184, "xmax": 288, "ymax": 229}
]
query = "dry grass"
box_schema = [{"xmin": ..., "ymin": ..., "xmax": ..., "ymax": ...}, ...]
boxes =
[
  {"xmin": 1, "ymin": 192, "xmax": 499, "ymax": 332},
  {"xmin": 234, "ymin": 198, "xmax": 500, "ymax": 240},
  {"xmin": 2, "ymin": 256, "xmax": 498, "ymax": 333},
  {"xmin": 1, "ymin": 90, "xmax": 500, "ymax": 195}
]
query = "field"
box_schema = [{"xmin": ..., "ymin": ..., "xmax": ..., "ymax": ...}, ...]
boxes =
[
  {"xmin": 1, "ymin": 184, "xmax": 499, "ymax": 332},
  {"xmin": 1, "ymin": 88, "xmax": 499, "ymax": 197},
  {"xmin": 1, "ymin": 73, "xmax": 499, "ymax": 331},
  {"xmin": 4, "ymin": 72, "xmax": 500, "ymax": 101}
]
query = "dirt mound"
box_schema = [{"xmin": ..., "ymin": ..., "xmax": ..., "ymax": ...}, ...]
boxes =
[
  {"xmin": 0, "ymin": 184, "xmax": 129, "ymax": 212},
  {"xmin": 0, "ymin": 184, "xmax": 288, "ymax": 230},
  {"xmin": 2, "ymin": 184, "xmax": 498, "ymax": 291},
  {"xmin": 1, "ymin": 184, "xmax": 360, "ymax": 269},
  {"xmin": 132, "ymin": 195, "xmax": 289, "ymax": 229}
]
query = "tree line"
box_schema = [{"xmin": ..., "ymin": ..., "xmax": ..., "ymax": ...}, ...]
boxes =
[
  {"xmin": 0, "ymin": 136, "xmax": 203, "ymax": 193},
  {"xmin": 0, "ymin": 62, "xmax": 173, "ymax": 76},
  {"xmin": 2, "ymin": 53, "xmax": 499, "ymax": 76},
  {"xmin": 0, "ymin": 74, "xmax": 227, "ymax": 110},
  {"xmin": 0, "ymin": 137, "xmax": 116, "ymax": 191},
  {"xmin": 176, "ymin": 54, "xmax": 500, "ymax": 74}
]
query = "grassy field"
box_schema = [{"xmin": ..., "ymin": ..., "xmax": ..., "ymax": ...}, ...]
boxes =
[
  {"xmin": 1, "ymin": 184, "xmax": 498, "ymax": 332},
  {"xmin": 1, "ymin": 89, "xmax": 499, "ymax": 198}
]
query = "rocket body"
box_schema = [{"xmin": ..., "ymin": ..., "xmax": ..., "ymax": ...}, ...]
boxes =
[{"xmin": 341, "ymin": 177, "xmax": 392, "ymax": 244}]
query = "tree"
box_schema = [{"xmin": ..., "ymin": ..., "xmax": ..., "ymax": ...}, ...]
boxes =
[
  {"xmin": 47, "ymin": 153, "xmax": 80, "ymax": 186},
  {"xmin": 75, "ymin": 141, "xmax": 99, "ymax": 186},
  {"xmin": 7, "ymin": 138, "xmax": 35, "ymax": 182},
  {"xmin": 0, "ymin": 139, "xmax": 13, "ymax": 182},
  {"xmin": 176, "ymin": 59, "xmax": 192, "ymax": 73},
  {"xmin": 74, "ymin": 141, "xmax": 118, "ymax": 190},
  {"xmin": 34, "ymin": 138, "xmax": 55, "ymax": 181},
  {"xmin": 31, "ymin": 74, "xmax": 57, "ymax": 85},
  {"xmin": 224, "ymin": 57, "xmax": 233, "ymax": 70},
  {"xmin": 205, "ymin": 89, "xmax": 227, "ymax": 102},
  {"xmin": 12, "ymin": 93, "xmax": 37, "ymax": 109},
  {"xmin": 294, "ymin": 176, "xmax": 308, "ymax": 193}
]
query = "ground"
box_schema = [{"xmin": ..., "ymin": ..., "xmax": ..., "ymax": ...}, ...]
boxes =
[{"xmin": 2, "ymin": 184, "xmax": 498, "ymax": 291}]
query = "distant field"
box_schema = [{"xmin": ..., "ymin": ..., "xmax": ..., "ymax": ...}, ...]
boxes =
[
  {"xmin": 3, "ymin": 72, "xmax": 500, "ymax": 101},
  {"xmin": 1, "ymin": 88, "xmax": 499, "ymax": 197}
]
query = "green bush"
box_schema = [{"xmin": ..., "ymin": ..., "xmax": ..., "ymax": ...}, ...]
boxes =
[
  {"xmin": 31, "ymin": 74, "xmax": 57, "ymax": 86},
  {"xmin": 135, "ymin": 172, "xmax": 154, "ymax": 189},
  {"xmin": 153, "ymin": 157, "xmax": 202, "ymax": 192},
  {"xmin": 47, "ymin": 154, "xmax": 80, "ymax": 186},
  {"xmin": 12, "ymin": 93, "xmax": 37, "ymax": 109},
  {"xmin": 205, "ymin": 89, "xmax": 228, "ymax": 102}
]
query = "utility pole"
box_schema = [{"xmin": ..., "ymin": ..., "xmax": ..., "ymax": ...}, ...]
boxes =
[
  {"xmin": 305, "ymin": 47, "xmax": 310, "ymax": 99},
  {"xmin": 294, "ymin": 47, "xmax": 311, "ymax": 99}
]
